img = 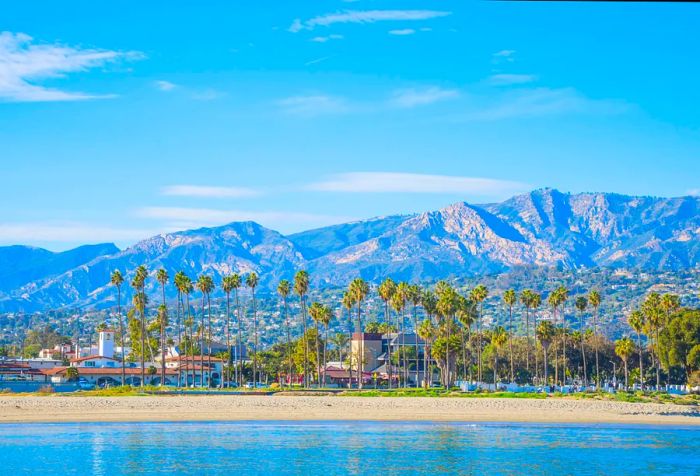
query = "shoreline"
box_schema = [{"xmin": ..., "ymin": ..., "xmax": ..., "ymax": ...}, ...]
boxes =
[{"xmin": 1, "ymin": 395, "xmax": 698, "ymax": 425}]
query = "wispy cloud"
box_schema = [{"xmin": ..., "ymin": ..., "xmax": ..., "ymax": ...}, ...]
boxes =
[
  {"xmin": 161, "ymin": 185, "xmax": 261, "ymax": 199},
  {"xmin": 191, "ymin": 88, "xmax": 224, "ymax": 101},
  {"xmin": 465, "ymin": 87, "xmax": 628, "ymax": 121},
  {"xmin": 0, "ymin": 222, "xmax": 154, "ymax": 245},
  {"xmin": 0, "ymin": 31, "xmax": 143, "ymax": 102},
  {"xmin": 278, "ymin": 94, "xmax": 349, "ymax": 117},
  {"xmin": 310, "ymin": 34, "xmax": 344, "ymax": 43},
  {"xmin": 289, "ymin": 10, "xmax": 451, "ymax": 32},
  {"xmin": 388, "ymin": 29, "xmax": 416, "ymax": 36},
  {"xmin": 492, "ymin": 49, "xmax": 516, "ymax": 64},
  {"xmin": 304, "ymin": 55, "xmax": 333, "ymax": 66},
  {"xmin": 488, "ymin": 74, "xmax": 537, "ymax": 86},
  {"xmin": 154, "ymin": 80, "xmax": 177, "ymax": 91},
  {"xmin": 389, "ymin": 86, "xmax": 459, "ymax": 108},
  {"xmin": 307, "ymin": 172, "xmax": 528, "ymax": 196},
  {"xmin": 137, "ymin": 207, "xmax": 355, "ymax": 231},
  {"xmin": 687, "ymin": 189, "xmax": 700, "ymax": 197}
]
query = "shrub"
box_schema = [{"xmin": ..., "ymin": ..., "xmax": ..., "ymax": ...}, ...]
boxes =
[{"xmin": 37, "ymin": 385, "xmax": 55, "ymax": 394}]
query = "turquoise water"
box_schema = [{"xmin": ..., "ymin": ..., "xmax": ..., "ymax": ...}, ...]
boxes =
[{"xmin": 0, "ymin": 421, "xmax": 698, "ymax": 475}]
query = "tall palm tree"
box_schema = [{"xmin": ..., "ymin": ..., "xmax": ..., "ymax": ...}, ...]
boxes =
[
  {"xmin": 589, "ymin": 289, "xmax": 601, "ymax": 389},
  {"xmin": 174, "ymin": 271, "xmax": 187, "ymax": 354},
  {"xmin": 330, "ymin": 332, "xmax": 349, "ymax": 369},
  {"xmin": 642, "ymin": 292, "xmax": 664, "ymax": 389},
  {"xmin": 246, "ymin": 272, "xmax": 259, "ymax": 386},
  {"xmin": 229, "ymin": 274, "xmax": 242, "ymax": 387},
  {"xmin": 222, "ymin": 275, "xmax": 236, "ymax": 388},
  {"xmin": 575, "ymin": 296, "xmax": 588, "ymax": 385},
  {"xmin": 132, "ymin": 265, "xmax": 148, "ymax": 386},
  {"xmin": 491, "ymin": 326, "xmax": 508, "ymax": 387},
  {"xmin": 537, "ymin": 320, "xmax": 555, "ymax": 387},
  {"xmin": 627, "ymin": 310, "xmax": 645, "ymax": 389},
  {"xmin": 615, "ymin": 337, "xmax": 635, "ymax": 390},
  {"xmin": 156, "ymin": 268, "xmax": 169, "ymax": 385},
  {"xmin": 196, "ymin": 275, "xmax": 214, "ymax": 387},
  {"xmin": 436, "ymin": 283, "xmax": 458, "ymax": 388},
  {"xmin": 469, "ymin": 284, "xmax": 488, "ymax": 383},
  {"xmin": 277, "ymin": 280, "xmax": 292, "ymax": 386},
  {"xmin": 520, "ymin": 289, "xmax": 533, "ymax": 374},
  {"xmin": 456, "ymin": 296, "xmax": 475, "ymax": 381},
  {"xmin": 309, "ymin": 301, "xmax": 325, "ymax": 386},
  {"xmin": 342, "ymin": 292, "xmax": 356, "ymax": 385},
  {"xmin": 407, "ymin": 284, "xmax": 422, "ymax": 387},
  {"xmin": 390, "ymin": 289, "xmax": 406, "ymax": 387},
  {"xmin": 531, "ymin": 292, "xmax": 542, "ymax": 384},
  {"xmin": 320, "ymin": 304, "xmax": 333, "ymax": 386},
  {"xmin": 181, "ymin": 275, "xmax": 194, "ymax": 386},
  {"xmin": 556, "ymin": 286, "xmax": 569, "ymax": 385},
  {"xmin": 417, "ymin": 318, "xmax": 436, "ymax": 388},
  {"xmin": 349, "ymin": 278, "xmax": 369, "ymax": 389},
  {"xmin": 294, "ymin": 271, "xmax": 310, "ymax": 387},
  {"xmin": 503, "ymin": 289, "xmax": 516, "ymax": 382},
  {"xmin": 110, "ymin": 270, "xmax": 125, "ymax": 386},
  {"xmin": 378, "ymin": 278, "xmax": 397, "ymax": 388}
]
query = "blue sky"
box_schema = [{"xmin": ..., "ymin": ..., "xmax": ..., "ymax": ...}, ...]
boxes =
[{"xmin": 1, "ymin": 1, "xmax": 699, "ymax": 250}]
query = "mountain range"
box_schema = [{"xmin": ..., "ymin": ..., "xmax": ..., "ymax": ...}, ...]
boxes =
[{"xmin": 1, "ymin": 188, "xmax": 698, "ymax": 312}]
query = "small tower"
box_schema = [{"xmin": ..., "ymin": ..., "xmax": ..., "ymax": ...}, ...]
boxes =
[{"xmin": 98, "ymin": 329, "xmax": 115, "ymax": 358}]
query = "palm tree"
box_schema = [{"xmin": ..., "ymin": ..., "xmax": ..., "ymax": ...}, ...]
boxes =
[
  {"xmin": 417, "ymin": 318, "xmax": 436, "ymax": 388},
  {"xmin": 469, "ymin": 284, "xmax": 488, "ymax": 383},
  {"xmin": 222, "ymin": 275, "xmax": 236, "ymax": 388},
  {"xmin": 627, "ymin": 310, "xmax": 645, "ymax": 389},
  {"xmin": 407, "ymin": 284, "xmax": 422, "ymax": 387},
  {"xmin": 537, "ymin": 320, "xmax": 555, "ymax": 387},
  {"xmin": 531, "ymin": 292, "xmax": 542, "ymax": 384},
  {"xmin": 503, "ymin": 289, "xmax": 516, "ymax": 382},
  {"xmin": 174, "ymin": 271, "xmax": 187, "ymax": 354},
  {"xmin": 320, "ymin": 304, "xmax": 333, "ymax": 386},
  {"xmin": 575, "ymin": 296, "xmax": 588, "ymax": 385},
  {"xmin": 378, "ymin": 278, "xmax": 397, "ymax": 388},
  {"xmin": 456, "ymin": 296, "xmax": 475, "ymax": 381},
  {"xmin": 615, "ymin": 337, "xmax": 635, "ymax": 390},
  {"xmin": 309, "ymin": 301, "xmax": 325, "ymax": 386},
  {"xmin": 342, "ymin": 291, "xmax": 356, "ymax": 385},
  {"xmin": 277, "ymin": 279, "xmax": 292, "ymax": 386},
  {"xmin": 589, "ymin": 289, "xmax": 601, "ymax": 389},
  {"xmin": 390, "ymin": 290, "xmax": 406, "ymax": 387},
  {"xmin": 642, "ymin": 292, "xmax": 664, "ymax": 389},
  {"xmin": 181, "ymin": 275, "xmax": 194, "ymax": 386},
  {"xmin": 246, "ymin": 272, "xmax": 259, "ymax": 386},
  {"xmin": 520, "ymin": 289, "xmax": 533, "ymax": 374},
  {"xmin": 436, "ymin": 283, "xmax": 458, "ymax": 388},
  {"xmin": 132, "ymin": 265, "xmax": 148, "ymax": 386},
  {"xmin": 229, "ymin": 274, "xmax": 242, "ymax": 386},
  {"xmin": 196, "ymin": 275, "xmax": 215, "ymax": 386},
  {"xmin": 330, "ymin": 332, "xmax": 349, "ymax": 369},
  {"xmin": 110, "ymin": 270, "xmax": 126, "ymax": 386},
  {"xmin": 348, "ymin": 278, "xmax": 369, "ymax": 389},
  {"xmin": 294, "ymin": 271, "xmax": 311, "ymax": 387},
  {"xmin": 156, "ymin": 268, "xmax": 169, "ymax": 385},
  {"xmin": 491, "ymin": 326, "xmax": 508, "ymax": 387}
]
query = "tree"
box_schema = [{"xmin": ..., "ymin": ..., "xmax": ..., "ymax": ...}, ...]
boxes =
[
  {"xmin": 277, "ymin": 279, "xmax": 293, "ymax": 386},
  {"xmin": 615, "ymin": 337, "xmax": 635, "ymax": 390},
  {"xmin": 490, "ymin": 326, "xmax": 508, "ymax": 386},
  {"xmin": 503, "ymin": 289, "xmax": 516, "ymax": 382},
  {"xmin": 319, "ymin": 304, "xmax": 333, "ymax": 385},
  {"xmin": 456, "ymin": 296, "xmax": 476, "ymax": 381},
  {"xmin": 469, "ymin": 284, "xmax": 488, "ymax": 383},
  {"xmin": 658, "ymin": 309, "xmax": 700, "ymax": 382},
  {"xmin": 407, "ymin": 284, "xmax": 423, "ymax": 388},
  {"xmin": 222, "ymin": 275, "xmax": 237, "ymax": 388},
  {"xmin": 436, "ymin": 283, "xmax": 458, "ymax": 388},
  {"xmin": 294, "ymin": 271, "xmax": 310, "ymax": 388},
  {"xmin": 309, "ymin": 301, "xmax": 325, "ymax": 386},
  {"xmin": 417, "ymin": 318, "xmax": 436, "ymax": 388},
  {"xmin": 110, "ymin": 270, "xmax": 126, "ymax": 386},
  {"xmin": 589, "ymin": 289, "xmax": 602, "ymax": 389},
  {"xmin": 378, "ymin": 277, "xmax": 397, "ymax": 388},
  {"xmin": 530, "ymin": 292, "xmax": 542, "ymax": 384},
  {"xmin": 349, "ymin": 278, "xmax": 369, "ymax": 389},
  {"xmin": 537, "ymin": 320, "xmax": 555, "ymax": 386},
  {"xmin": 642, "ymin": 292, "xmax": 664, "ymax": 388},
  {"xmin": 330, "ymin": 333, "xmax": 349, "ymax": 370},
  {"xmin": 156, "ymin": 268, "xmax": 169, "ymax": 386},
  {"xmin": 132, "ymin": 265, "xmax": 148, "ymax": 387},
  {"xmin": 575, "ymin": 296, "xmax": 588, "ymax": 385},
  {"xmin": 520, "ymin": 289, "xmax": 534, "ymax": 374},
  {"xmin": 246, "ymin": 272, "xmax": 259, "ymax": 385},
  {"xmin": 627, "ymin": 310, "xmax": 645, "ymax": 388},
  {"xmin": 196, "ymin": 275, "xmax": 215, "ymax": 386},
  {"xmin": 229, "ymin": 274, "xmax": 243, "ymax": 387},
  {"xmin": 66, "ymin": 366, "xmax": 79, "ymax": 382}
]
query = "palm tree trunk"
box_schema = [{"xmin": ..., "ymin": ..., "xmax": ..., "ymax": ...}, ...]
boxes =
[
  {"xmin": 594, "ymin": 308, "xmax": 600, "ymax": 390},
  {"xmin": 655, "ymin": 327, "xmax": 661, "ymax": 389},
  {"xmin": 235, "ymin": 289, "xmax": 242, "ymax": 388},
  {"xmin": 252, "ymin": 290, "xmax": 258, "ymax": 386},
  {"xmin": 357, "ymin": 304, "xmax": 363, "ymax": 390},
  {"xmin": 413, "ymin": 306, "xmax": 419, "ymax": 388},
  {"xmin": 386, "ymin": 302, "xmax": 392, "ymax": 389},
  {"xmin": 117, "ymin": 287, "xmax": 125, "ymax": 386},
  {"xmin": 316, "ymin": 321, "xmax": 321, "ymax": 387},
  {"xmin": 508, "ymin": 306, "xmax": 514, "ymax": 382},
  {"xmin": 636, "ymin": 330, "xmax": 643, "ymax": 389},
  {"xmin": 525, "ymin": 306, "xmax": 530, "ymax": 374},
  {"xmin": 207, "ymin": 293, "xmax": 212, "ymax": 387},
  {"xmin": 543, "ymin": 345, "xmax": 549, "ymax": 387},
  {"xmin": 580, "ymin": 310, "xmax": 587, "ymax": 386},
  {"xmin": 284, "ymin": 298, "xmax": 292, "ymax": 387},
  {"xmin": 323, "ymin": 324, "xmax": 328, "ymax": 387},
  {"xmin": 140, "ymin": 287, "xmax": 146, "ymax": 388},
  {"xmin": 225, "ymin": 292, "xmax": 231, "ymax": 389},
  {"xmin": 200, "ymin": 294, "xmax": 205, "ymax": 388}
]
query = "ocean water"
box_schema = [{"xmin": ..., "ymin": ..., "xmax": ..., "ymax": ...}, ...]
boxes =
[{"xmin": 0, "ymin": 421, "xmax": 698, "ymax": 475}]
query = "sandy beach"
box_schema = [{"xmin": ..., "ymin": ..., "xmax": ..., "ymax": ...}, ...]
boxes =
[{"xmin": 1, "ymin": 395, "xmax": 698, "ymax": 425}]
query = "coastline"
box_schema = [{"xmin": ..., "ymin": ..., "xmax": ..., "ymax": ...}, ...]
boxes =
[{"xmin": 1, "ymin": 395, "xmax": 698, "ymax": 425}]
